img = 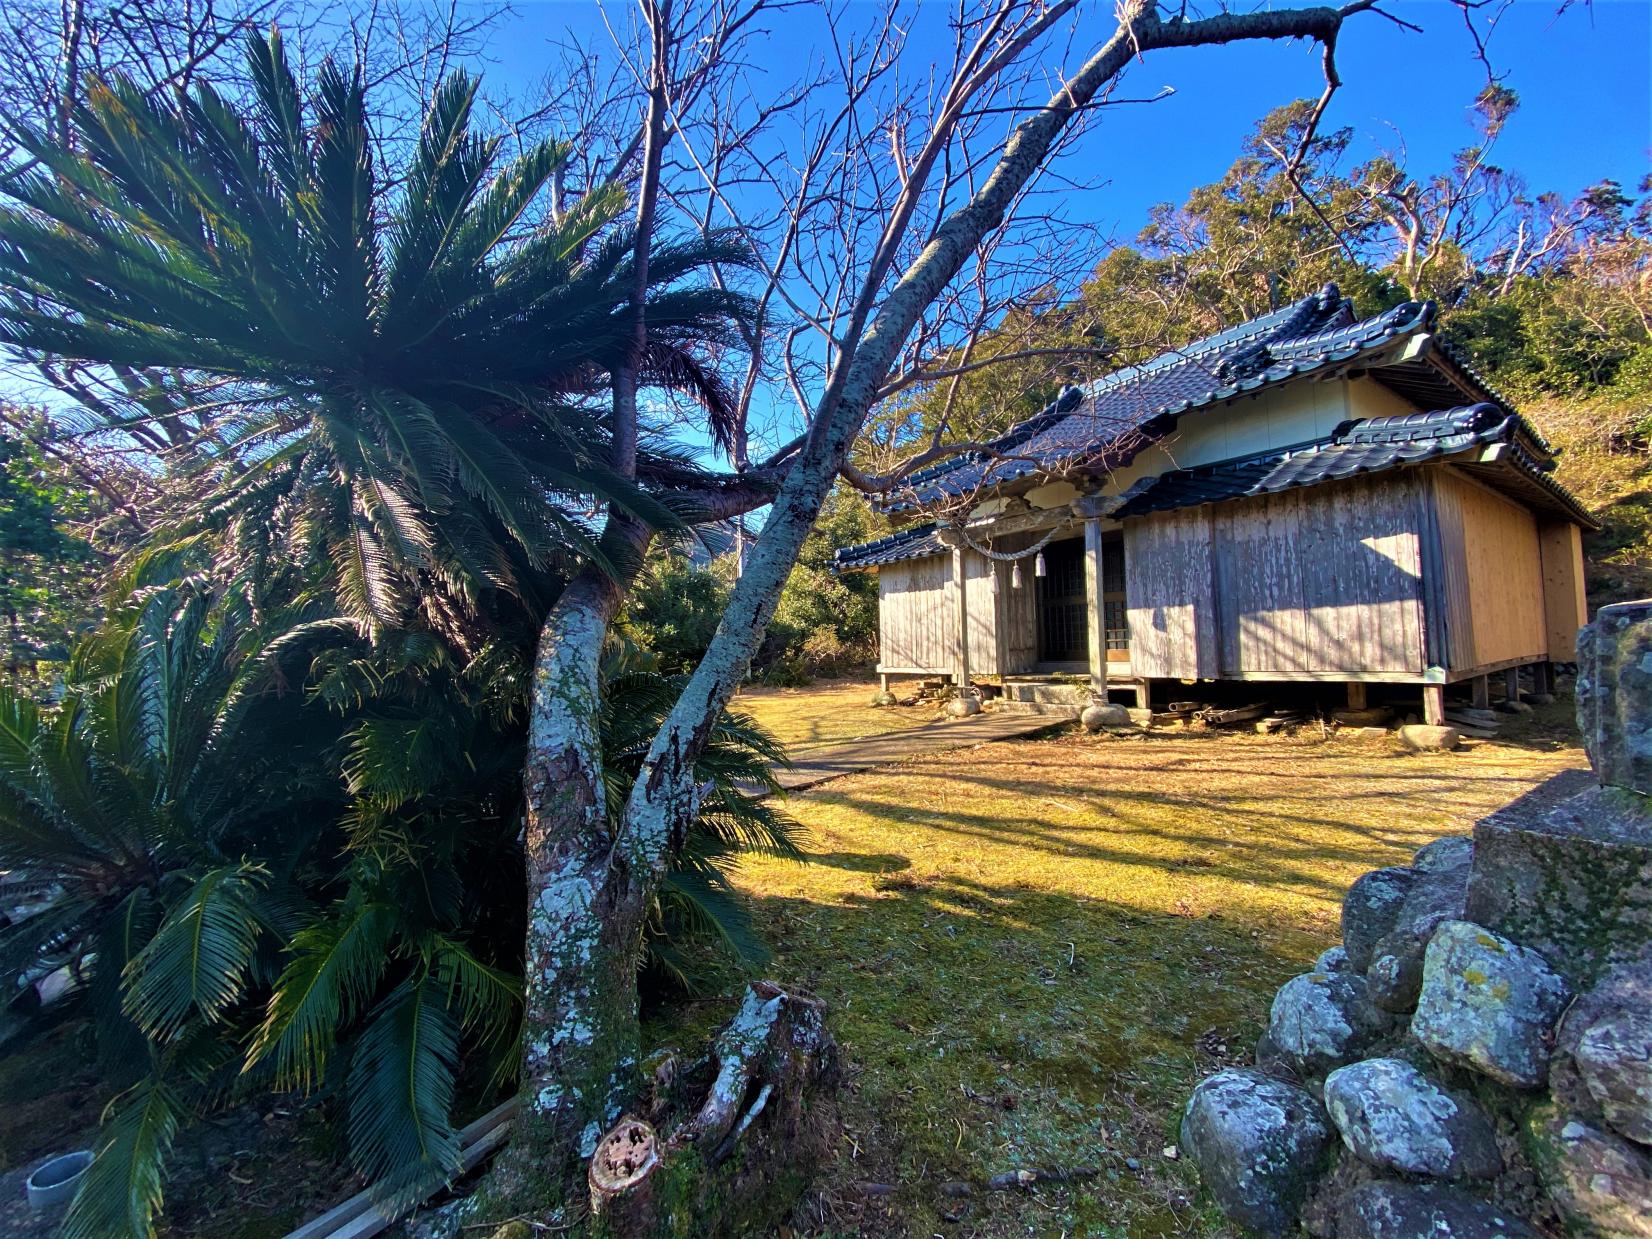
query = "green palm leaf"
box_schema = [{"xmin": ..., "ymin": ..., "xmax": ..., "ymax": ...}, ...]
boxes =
[
  {"xmin": 347, "ymin": 976, "xmax": 463, "ymax": 1212},
  {"xmin": 121, "ymin": 864, "xmax": 268, "ymax": 1039},
  {"xmin": 60, "ymin": 1074, "xmax": 182, "ymax": 1239},
  {"xmin": 249, "ymin": 900, "xmax": 396, "ymax": 1092}
]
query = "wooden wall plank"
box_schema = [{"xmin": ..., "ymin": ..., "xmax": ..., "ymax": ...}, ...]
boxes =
[
  {"xmin": 1431, "ymin": 469, "xmax": 1547, "ymax": 669},
  {"xmin": 1125, "ymin": 506, "xmax": 1217, "ymax": 679},
  {"xmin": 1203, "ymin": 472, "xmax": 1426, "ymax": 675},
  {"xmin": 876, "ymin": 555, "xmax": 953, "ymax": 672},
  {"xmin": 1538, "ymin": 521, "xmax": 1588, "ymax": 659}
]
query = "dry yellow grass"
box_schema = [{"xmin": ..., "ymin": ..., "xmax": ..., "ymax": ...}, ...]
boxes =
[
  {"xmin": 732, "ymin": 678, "xmax": 941, "ymax": 754},
  {"xmin": 708, "ymin": 707, "xmax": 1587, "ymax": 1237}
]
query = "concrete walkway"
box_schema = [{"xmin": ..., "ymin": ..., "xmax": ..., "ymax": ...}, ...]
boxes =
[{"xmin": 771, "ymin": 710, "xmax": 1070, "ymax": 792}]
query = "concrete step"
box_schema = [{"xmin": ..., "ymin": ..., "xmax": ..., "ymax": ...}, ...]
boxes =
[
  {"xmin": 994, "ymin": 700, "xmax": 1082, "ymax": 718},
  {"xmin": 1001, "ymin": 680, "xmax": 1090, "ymax": 705}
]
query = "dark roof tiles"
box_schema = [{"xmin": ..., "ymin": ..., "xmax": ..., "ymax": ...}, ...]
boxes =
[{"xmin": 883, "ymin": 286, "xmax": 1438, "ymax": 514}]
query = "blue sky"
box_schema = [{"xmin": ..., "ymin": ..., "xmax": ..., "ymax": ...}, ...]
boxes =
[{"xmin": 482, "ymin": 0, "xmax": 1649, "ymax": 242}]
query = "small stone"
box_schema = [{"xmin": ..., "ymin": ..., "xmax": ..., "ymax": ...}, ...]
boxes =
[
  {"xmin": 1575, "ymin": 1010, "xmax": 1652, "ymax": 1145},
  {"xmin": 1081, "ymin": 702, "xmax": 1132, "ymax": 732},
  {"xmin": 1125, "ymin": 1156, "xmax": 1142, "ymax": 1171},
  {"xmin": 1496, "ymin": 699, "xmax": 1534, "ymax": 714},
  {"xmin": 1413, "ymin": 836, "xmax": 1474, "ymax": 872},
  {"xmin": 1316, "ymin": 945, "xmax": 1350, "ymax": 974},
  {"xmin": 871, "ymin": 690, "xmax": 898, "ymax": 707},
  {"xmin": 1162, "ymin": 1145, "xmax": 1179, "ymax": 1160},
  {"xmin": 1364, "ymin": 862, "xmax": 1471, "ymax": 1014},
  {"xmin": 937, "ymin": 1180, "xmax": 973, "ymax": 1198},
  {"xmin": 1336, "ymin": 1181, "xmax": 1539, "ymax": 1239},
  {"xmin": 1343, "ymin": 868, "xmax": 1418, "ymax": 973},
  {"xmin": 1267, "ymin": 971, "xmax": 1393, "ymax": 1082},
  {"xmin": 1527, "ymin": 1104, "xmax": 1652, "ymax": 1238},
  {"xmin": 1322, "ymin": 1058, "xmax": 1502, "ymax": 1180},
  {"xmin": 1399, "ymin": 724, "xmax": 1461, "ymax": 751},
  {"xmin": 1180, "ymin": 1068, "xmax": 1334, "ymax": 1237},
  {"xmin": 1412, "ymin": 921, "xmax": 1572, "ymax": 1089},
  {"xmin": 946, "ymin": 696, "xmax": 981, "ymax": 718}
]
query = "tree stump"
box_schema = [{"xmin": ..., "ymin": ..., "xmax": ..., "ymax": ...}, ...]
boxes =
[{"xmin": 586, "ymin": 981, "xmax": 840, "ymax": 1237}]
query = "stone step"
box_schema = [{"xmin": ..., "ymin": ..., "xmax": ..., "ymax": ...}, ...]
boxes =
[
  {"xmin": 1002, "ymin": 680, "xmax": 1090, "ymax": 705},
  {"xmin": 994, "ymin": 700, "xmax": 1082, "ymax": 718}
]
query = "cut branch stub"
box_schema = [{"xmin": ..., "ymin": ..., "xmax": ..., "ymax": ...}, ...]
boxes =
[
  {"xmin": 588, "ymin": 1118, "xmax": 663, "ymax": 1234},
  {"xmin": 586, "ymin": 981, "xmax": 840, "ymax": 1237}
]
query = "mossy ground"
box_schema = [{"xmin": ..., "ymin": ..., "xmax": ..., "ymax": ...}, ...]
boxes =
[
  {"xmin": 673, "ymin": 693, "xmax": 1586, "ymax": 1237},
  {"xmin": 734, "ymin": 678, "xmax": 941, "ymax": 753}
]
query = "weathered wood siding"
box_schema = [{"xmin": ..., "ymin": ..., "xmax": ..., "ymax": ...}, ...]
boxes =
[
  {"xmin": 1125, "ymin": 473, "xmax": 1429, "ymax": 678},
  {"xmin": 1124, "ymin": 506, "xmax": 1219, "ymax": 679},
  {"xmin": 876, "ymin": 555, "xmax": 952, "ymax": 672},
  {"xmin": 994, "ymin": 531, "xmax": 1041, "ymax": 674},
  {"xmin": 1213, "ymin": 473, "xmax": 1427, "ymax": 675},
  {"xmin": 1537, "ymin": 521, "xmax": 1588, "ymax": 660},
  {"xmin": 1429, "ymin": 469, "xmax": 1547, "ymax": 670},
  {"xmin": 875, "ymin": 549, "xmax": 1000, "ymax": 675},
  {"xmin": 964, "ymin": 550, "xmax": 999, "ymax": 676}
]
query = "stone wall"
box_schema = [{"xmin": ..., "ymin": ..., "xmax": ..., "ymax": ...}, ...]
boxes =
[{"xmin": 1182, "ymin": 601, "xmax": 1652, "ymax": 1238}]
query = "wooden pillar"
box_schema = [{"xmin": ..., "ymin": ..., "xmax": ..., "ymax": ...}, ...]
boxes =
[
  {"xmin": 1346, "ymin": 682, "xmax": 1368, "ymax": 711},
  {"xmin": 1083, "ymin": 518, "xmax": 1109, "ymax": 702},
  {"xmin": 879, "ymin": 672, "xmax": 891, "ymax": 695},
  {"xmin": 1504, "ymin": 667, "xmax": 1522, "ymax": 704},
  {"xmin": 1471, "ymin": 675, "xmax": 1491, "ymax": 710},
  {"xmin": 1534, "ymin": 661, "xmax": 1554, "ymax": 695},
  {"xmin": 951, "ymin": 546, "xmax": 971, "ymax": 691},
  {"xmin": 1423, "ymin": 684, "xmax": 1446, "ymax": 727}
]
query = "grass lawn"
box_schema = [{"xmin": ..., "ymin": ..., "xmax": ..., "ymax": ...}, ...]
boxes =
[
  {"xmin": 733, "ymin": 678, "xmax": 940, "ymax": 754},
  {"xmin": 707, "ymin": 704, "xmax": 1586, "ymax": 1237}
]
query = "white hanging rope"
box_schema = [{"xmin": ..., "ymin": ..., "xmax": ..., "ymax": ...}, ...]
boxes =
[{"xmin": 952, "ymin": 524, "xmax": 1061, "ymax": 562}]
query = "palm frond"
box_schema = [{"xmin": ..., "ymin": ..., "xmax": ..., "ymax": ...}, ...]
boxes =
[
  {"xmin": 60, "ymin": 1074, "xmax": 182, "ymax": 1239},
  {"xmin": 122, "ymin": 864, "xmax": 269, "ymax": 1039},
  {"xmin": 346, "ymin": 977, "xmax": 462, "ymax": 1212},
  {"xmin": 249, "ymin": 899, "xmax": 396, "ymax": 1092}
]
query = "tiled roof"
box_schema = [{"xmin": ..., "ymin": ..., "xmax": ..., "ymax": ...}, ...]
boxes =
[
  {"xmin": 1108, "ymin": 404, "xmax": 1597, "ymax": 527},
  {"xmin": 882, "ymin": 284, "xmax": 1440, "ymax": 515},
  {"xmin": 834, "ymin": 521, "xmax": 943, "ymax": 571}
]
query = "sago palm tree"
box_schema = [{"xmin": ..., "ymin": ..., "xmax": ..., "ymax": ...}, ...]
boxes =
[{"xmin": 0, "ymin": 29, "xmax": 749, "ymax": 640}]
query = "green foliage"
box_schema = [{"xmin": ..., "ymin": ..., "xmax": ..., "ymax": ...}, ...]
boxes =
[
  {"xmin": 0, "ymin": 421, "xmax": 102, "ymax": 687},
  {"xmin": 0, "ymin": 30, "xmax": 749, "ymax": 642},
  {"xmin": 759, "ymin": 488, "xmax": 882, "ymax": 684},
  {"xmin": 621, "ymin": 550, "xmax": 733, "ymax": 675}
]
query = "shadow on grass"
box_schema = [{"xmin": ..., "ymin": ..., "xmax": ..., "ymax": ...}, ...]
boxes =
[{"xmin": 722, "ymin": 872, "xmax": 1308, "ymax": 1239}]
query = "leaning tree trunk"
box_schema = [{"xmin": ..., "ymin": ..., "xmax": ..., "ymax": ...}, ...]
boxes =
[{"xmin": 587, "ymin": 982, "xmax": 840, "ymax": 1237}]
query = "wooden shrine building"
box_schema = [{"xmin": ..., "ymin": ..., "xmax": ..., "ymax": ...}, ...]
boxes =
[{"xmin": 834, "ymin": 285, "xmax": 1595, "ymax": 724}]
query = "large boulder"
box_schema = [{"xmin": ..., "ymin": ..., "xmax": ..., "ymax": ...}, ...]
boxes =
[
  {"xmin": 1323, "ymin": 1057, "xmax": 1501, "ymax": 1180},
  {"xmin": 1336, "ymin": 1181, "xmax": 1539, "ymax": 1239},
  {"xmin": 1575, "ymin": 1011, "xmax": 1652, "ymax": 1146},
  {"xmin": 1526, "ymin": 1105, "xmax": 1652, "ymax": 1238},
  {"xmin": 1411, "ymin": 921, "xmax": 1572, "ymax": 1089},
  {"xmin": 1466, "ymin": 783, "xmax": 1652, "ymax": 984},
  {"xmin": 1267, "ymin": 970, "xmax": 1392, "ymax": 1082},
  {"xmin": 1365, "ymin": 861, "xmax": 1472, "ymax": 1014},
  {"xmin": 1575, "ymin": 598, "xmax": 1652, "ymax": 795},
  {"xmin": 1343, "ymin": 868, "xmax": 1417, "ymax": 974},
  {"xmin": 1080, "ymin": 702, "xmax": 1132, "ymax": 732},
  {"xmin": 1180, "ymin": 1068, "xmax": 1334, "ymax": 1236}
]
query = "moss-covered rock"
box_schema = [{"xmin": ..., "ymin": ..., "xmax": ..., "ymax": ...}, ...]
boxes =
[{"xmin": 1412, "ymin": 921, "xmax": 1571, "ymax": 1089}]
